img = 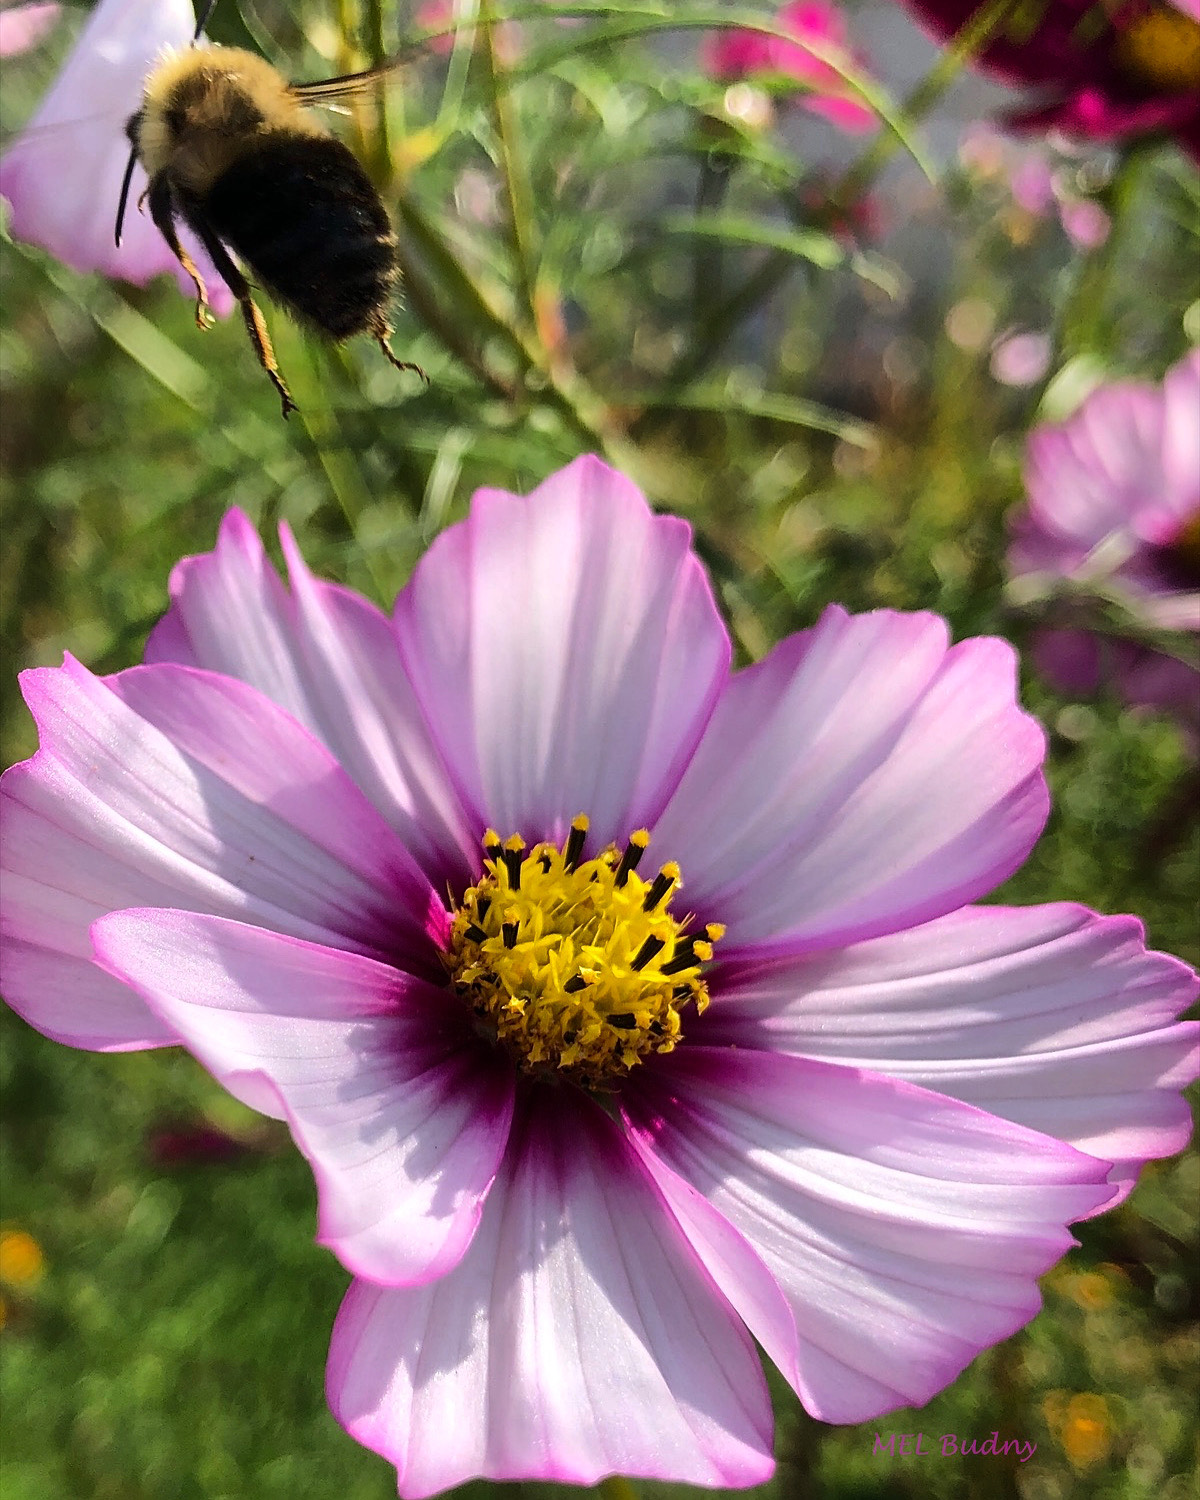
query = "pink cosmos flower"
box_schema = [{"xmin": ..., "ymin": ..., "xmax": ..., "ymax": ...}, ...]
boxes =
[
  {"xmin": 703, "ymin": 1, "xmax": 877, "ymax": 134},
  {"xmin": 0, "ymin": 0, "xmax": 232, "ymax": 312},
  {"xmin": 0, "ymin": 2, "xmax": 61, "ymax": 57},
  {"xmin": 1011, "ymin": 351, "xmax": 1200, "ymax": 631},
  {"xmin": 1009, "ymin": 352, "xmax": 1200, "ymax": 733},
  {"xmin": 3, "ymin": 457, "xmax": 1197, "ymax": 1494},
  {"xmin": 901, "ymin": 0, "xmax": 1200, "ymax": 160}
]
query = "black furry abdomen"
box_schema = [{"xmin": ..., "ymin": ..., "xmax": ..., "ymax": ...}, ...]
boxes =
[{"xmin": 200, "ymin": 135, "xmax": 398, "ymax": 340}]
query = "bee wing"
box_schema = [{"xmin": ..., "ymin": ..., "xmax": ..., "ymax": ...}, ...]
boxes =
[{"xmin": 288, "ymin": 53, "xmax": 415, "ymax": 104}]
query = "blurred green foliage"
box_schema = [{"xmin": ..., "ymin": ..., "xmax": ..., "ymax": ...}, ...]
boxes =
[{"xmin": 1, "ymin": 3, "xmax": 1197, "ymax": 1499}]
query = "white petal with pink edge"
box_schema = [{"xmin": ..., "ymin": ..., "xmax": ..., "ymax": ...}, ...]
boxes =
[
  {"xmin": 651, "ymin": 607, "xmax": 1048, "ymax": 957},
  {"xmin": 624, "ymin": 1047, "xmax": 1115, "ymax": 1424},
  {"xmin": 92, "ymin": 911, "xmax": 514, "ymax": 1285},
  {"xmin": 145, "ymin": 510, "xmax": 479, "ymax": 890},
  {"xmin": 0, "ymin": 656, "xmax": 447, "ymax": 1052},
  {"xmin": 698, "ymin": 903, "xmax": 1200, "ymax": 1203},
  {"xmin": 0, "ymin": 0, "xmax": 233, "ymax": 309},
  {"xmin": 393, "ymin": 455, "xmax": 731, "ymax": 850},
  {"xmin": 327, "ymin": 1085, "xmax": 774, "ymax": 1497}
]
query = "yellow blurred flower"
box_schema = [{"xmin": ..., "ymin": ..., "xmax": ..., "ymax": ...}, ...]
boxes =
[
  {"xmin": 1061, "ymin": 1394, "xmax": 1114, "ymax": 1470},
  {"xmin": 0, "ymin": 1229, "xmax": 45, "ymax": 1287},
  {"xmin": 1070, "ymin": 1270, "xmax": 1116, "ymax": 1310}
]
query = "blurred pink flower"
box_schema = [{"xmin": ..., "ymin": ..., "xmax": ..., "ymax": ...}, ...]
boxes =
[
  {"xmin": 703, "ymin": 1, "xmax": 877, "ymax": 134},
  {"xmin": 1057, "ymin": 196, "xmax": 1112, "ymax": 249},
  {"xmin": 0, "ymin": 2, "xmax": 61, "ymax": 57},
  {"xmin": 415, "ymin": 0, "xmax": 521, "ymax": 59},
  {"xmin": 1011, "ymin": 352, "xmax": 1200, "ymax": 630},
  {"xmin": 990, "ymin": 329, "xmax": 1053, "ymax": 387},
  {"xmin": 901, "ymin": 0, "xmax": 1200, "ymax": 159},
  {"xmin": 0, "ymin": 0, "xmax": 232, "ymax": 312},
  {"xmin": 1010, "ymin": 353, "xmax": 1200, "ymax": 734},
  {"xmin": 3, "ymin": 458, "xmax": 1197, "ymax": 1492},
  {"xmin": 1032, "ymin": 627, "xmax": 1200, "ymax": 743}
]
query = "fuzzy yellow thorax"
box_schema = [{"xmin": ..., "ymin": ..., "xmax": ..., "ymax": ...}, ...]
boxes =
[{"xmin": 446, "ymin": 818, "xmax": 721, "ymax": 1089}]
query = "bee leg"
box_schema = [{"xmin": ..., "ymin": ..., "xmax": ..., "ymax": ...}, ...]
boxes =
[
  {"xmin": 370, "ymin": 316, "xmax": 429, "ymax": 384},
  {"xmin": 187, "ymin": 219, "xmax": 298, "ymax": 419},
  {"xmin": 146, "ymin": 178, "xmax": 213, "ymax": 330}
]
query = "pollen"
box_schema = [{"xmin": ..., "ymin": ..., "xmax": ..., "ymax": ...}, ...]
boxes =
[
  {"xmin": 445, "ymin": 817, "xmax": 719, "ymax": 1089},
  {"xmin": 1116, "ymin": 6, "xmax": 1200, "ymax": 93}
]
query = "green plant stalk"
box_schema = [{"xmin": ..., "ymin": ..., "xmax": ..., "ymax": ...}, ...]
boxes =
[
  {"xmin": 479, "ymin": 0, "xmax": 540, "ymax": 335},
  {"xmin": 1042, "ymin": 146, "xmax": 1144, "ymax": 380},
  {"xmin": 395, "ymin": 195, "xmax": 620, "ymax": 455},
  {"xmin": 365, "ymin": 0, "xmax": 397, "ymax": 182}
]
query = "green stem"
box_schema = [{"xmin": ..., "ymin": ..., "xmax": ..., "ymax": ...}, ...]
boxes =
[
  {"xmin": 480, "ymin": 0, "xmax": 540, "ymax": 334},
  {"xmin": 395, "ymin": 197, "xmax": 618, "ymax": 454},
  {"xmin": 365, "ymin": 0, "xmax": 397, "ymax": 179}
]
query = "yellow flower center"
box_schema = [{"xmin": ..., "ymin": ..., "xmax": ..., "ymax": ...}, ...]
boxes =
[
  {"xmin": 445, "ymin": 816, "xmax": 721, "ymax": 1089},
  {"xmin": 1117, "ymin": 6, "xmax": 1200, "ymax": 91}
]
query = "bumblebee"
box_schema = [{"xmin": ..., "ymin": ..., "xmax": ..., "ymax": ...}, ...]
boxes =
[{"xmin": 119, "ymin": 32, "xmax": 424, "ymax": 417}]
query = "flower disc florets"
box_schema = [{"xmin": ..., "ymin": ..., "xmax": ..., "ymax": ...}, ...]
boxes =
[
  {"xmin": 445, "ymin": 816, "xmax": 721, "ymax": 1089},
  {"xmin": 1117, "ymin": 5, "xmax": 1200, "ymax": 93}
]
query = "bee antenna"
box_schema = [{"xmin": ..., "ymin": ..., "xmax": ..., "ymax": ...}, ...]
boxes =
[
  {"xmin": 193, "ymin": 0, "xmax": 218, "ymax": 42},
  {"xmin": 114, "ymin": 144, "xmax": 138, "ymax": 248}
]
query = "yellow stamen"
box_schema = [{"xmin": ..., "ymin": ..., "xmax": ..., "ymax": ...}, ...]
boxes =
[{"xmin": 446, "ymin": 822, "xmax": 720, "ymax": 1088}]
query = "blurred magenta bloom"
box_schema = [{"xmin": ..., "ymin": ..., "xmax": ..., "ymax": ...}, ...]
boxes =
[
  {"xmin": 0, "ymin": 2, "xmax": 61, "ymax": 57},
  {"xmin": 1010, "ymin": 352, "xmax": 1200, "ymax": 731},
  {"xmin": 0, "ymin": 0, "xmax": 232, "ymax": 311},
  {"xmin": 1032, "ymin": 628, "xmax": 1200, "ymax": 745},
  {"xmin": 703, "ymin": 1, "xmax": 877, "ymax": 133},
  {"xmin": 3, "ymin": 458, "xmax": 1197, "ymax": 1493},
  {"xmin": 902, "ymin": 0, "xmax": 1200, "ymax": 159}
]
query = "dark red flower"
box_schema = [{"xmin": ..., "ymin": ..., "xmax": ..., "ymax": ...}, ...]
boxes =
[{"xmin": 902, "ymin": 0, "xmax": 1200, "ymax": 159}]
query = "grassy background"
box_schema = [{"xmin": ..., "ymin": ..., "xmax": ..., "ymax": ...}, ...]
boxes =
[{"xmin": 1, "ymin": 3, "xmax": 1198, "ymax": 1498}]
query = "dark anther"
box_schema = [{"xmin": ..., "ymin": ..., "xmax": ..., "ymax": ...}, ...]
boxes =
[
  {"xmin": 475, "ymin": 896, "xmax": 491, "ymax": 923},
  {"xmin": 563, "ymin": 975, "xmax": 589, "ymax": 993},
  {"xmin": 564, "ymin": 818, "xmax": 588, "ymax": 872},
  {"xmin": 502, "ymin": 921, "xmax": 519, "ymax": 949},
  {"xmin": 642, "ymin": 868, "xmax": 676, "ymax": 912},
  {"xmin": 485, "ymin": 837, "xmax": 502, "ymax": 862},
  {"xmin": 539, "ymin": 853, "xmax": 552, "ymax": 872},
  {"xmin": 608, "ymin": 1012, "xmax": 636, "ymax": 1028},
  {"xmin": 464, "ymin": 924, "xmax": 488, "ymax": 944},
  {"xmin": 630, "ymin": 934, "xmax": 666, "ymax": 971},
  {"xmin": 662, "ymin": 943, "xmax": 698, "ymax": 975},
  {"xmin": 503, "ymin": 847, "xmax": 523, "ymax": 889},
  {"xmin": 615, "ymin": 832, "xmax": 650, "ymax": 888}
]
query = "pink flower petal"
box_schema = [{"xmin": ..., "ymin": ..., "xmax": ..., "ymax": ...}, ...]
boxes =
[
  {"xmin": 651, "ymin": 607, "xmax": 1048, "ymax": 958},
  {"xmin": 624, "ymin": 1047, "xmax": 1115, "ymax": 1424},
  {"xmin": 146, "ymin": 510, "xmax": 480, "ymax": 891},
  {"xmin": 0, "ymin": 655, "xmax": 447, "ymax": 1051},
  {"xmin": 0, "ymin": 0, "xmax": 233, "ymax": 311},
  {"xmin": 393, "ymin": 455, "xmax": 730, "ymax": 848},
  {"xmin": 93, "ymin": 910, "xmax": 514, "ymax": 1285},
  {"xmin": 327, "ymin": 1086, "xmax": 774, "ymax": 1495},
  {"xmin": 700, "ymin": 903, "xmax": 1200, "ymax": 1204}
]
